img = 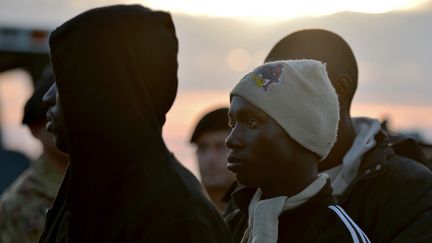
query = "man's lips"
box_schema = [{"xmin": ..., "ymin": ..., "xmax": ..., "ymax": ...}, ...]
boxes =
[
  {"xmin": 45, "ymin": 120, "xmax": 52, "ymax": 132},
  {"xmin": 45, "ymin": 112, "xmax": 54, "ymax": 132},
  {"xmin": 227, "ymin": 155, "xmax": 245, "ymax": 172}
]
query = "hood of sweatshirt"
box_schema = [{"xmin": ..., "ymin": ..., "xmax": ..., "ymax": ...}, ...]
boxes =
[
  {"xmin": 325, "ymin": 117, "xmax": 381, "ymax": 195},
  {"xmin": 49, "ymin": 4, "xmax": 178, "ymax": 196}
]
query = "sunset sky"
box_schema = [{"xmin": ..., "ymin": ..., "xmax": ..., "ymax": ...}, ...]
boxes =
[
  {"xmin": 144, "ymin": 0, "xmax": 429, "ymax": 19},
  {"xmin": 0, "ymin": 0, "xmax": 431, "ymax": 176}
]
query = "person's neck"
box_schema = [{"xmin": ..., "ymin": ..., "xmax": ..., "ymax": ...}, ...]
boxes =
[
  {"xmin": 206, "ymin": 187, "xmax": 229, "ymax": 211},
  {"xmin": 319, "ymin": 111, "xmax": 356, "ymax": 171},
  {"xmin": 43, "ymin": 149, "xmax": 69, "ymax": 174},
  {"xmin": 261, "ymin": 171, "xmax": 317, "ymax": 200}
]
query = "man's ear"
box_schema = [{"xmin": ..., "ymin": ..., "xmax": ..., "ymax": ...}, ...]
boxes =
[{"xmin": 332, "ymin": 73, "xmax": 354, "ymax": 101}]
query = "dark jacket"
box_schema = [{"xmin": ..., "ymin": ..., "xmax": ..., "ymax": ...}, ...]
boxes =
[
  {"xmin": 337, "ymin": 131, "xmax": 432, "ymax": 242},
  {"xmin": 38, "ymin": 5, "xmax": 230, "ymax": 243},
  {"xmin": 225, "ymin": 181, "xmax": 369, "ymax": 243},
  {"xmin": 224, "ymin": 130, "xmax": 432, "ymax": 243}
]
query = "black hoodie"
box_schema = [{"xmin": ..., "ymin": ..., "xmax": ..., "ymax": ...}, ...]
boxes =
[{"xmin": 38, "ymin": 5, "xmax": 230, "ymax": 243}]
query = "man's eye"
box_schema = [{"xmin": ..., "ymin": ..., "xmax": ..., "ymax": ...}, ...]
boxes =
[
  {"xmin": 228, "ymin": 120, "xmax": 236, "ymax": 128},
  {"xmin": 246, "ymin": 119, "xmax": 258, "ymax": 128}
]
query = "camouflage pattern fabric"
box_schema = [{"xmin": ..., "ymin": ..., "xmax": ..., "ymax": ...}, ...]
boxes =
[{"xmin": 0, "ymin": 157, "xmax": 64, "ymax": 243}]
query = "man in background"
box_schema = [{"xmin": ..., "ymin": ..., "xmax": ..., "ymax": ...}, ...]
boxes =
[
  {"xmin": 0, "ymin": 66, "xmax": 69, "ymax": 243},
  {"xmin": 264, "ymin": 29, "xmax": 432, "ymax": 242},
  {"xmin": 190, "ymin": 107, "xmax": 234, "ymax": 210},
  {"xmin": 0, "ymin": 26, "xmax": 50, "ymax": 195}
]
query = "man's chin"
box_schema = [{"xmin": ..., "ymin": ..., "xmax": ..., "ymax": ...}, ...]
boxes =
[
  {"xmin": 234, "ymin": 175, "xmax": 259, "ymax": 188},
  {"xmin": 203, "ymin": 181, "xmax": 231, "ymax": 190},
  {"xmin": 55, "ymin": 138, "xmax": 70, "ymax": 154}
]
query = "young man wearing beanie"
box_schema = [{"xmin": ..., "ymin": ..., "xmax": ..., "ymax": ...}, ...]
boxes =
[
  {"xmin": 225, "ymin": 59, "xmax": 370, "ymax": 243},
  {"xmin": 190, "ymin": 107, "xmax": 235, "ymax": 211},
  {"xmin": 263, "ymin": 29, "xmax": 432, "ymax": 242},
  {"xmin": 38, "ymin": 5, "xmax": 230, "ymax": 243}
]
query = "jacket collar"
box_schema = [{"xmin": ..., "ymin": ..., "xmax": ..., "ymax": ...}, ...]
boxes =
[
  {"xmin": 355, "ymin": 129, "xmax": 390, "ymax": 179},
  {"xmin": 231, "ymin": 180, "xmax": 334, "ymax": 216},
  {"xmin": 337, "ymin": 129, "xmax": 391, "ymax": 202}
]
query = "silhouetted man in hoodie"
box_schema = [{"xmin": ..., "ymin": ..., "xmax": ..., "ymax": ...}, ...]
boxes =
[{"xmin": 39, "ymin": 5, "xmax": 230, "ymax": 243}]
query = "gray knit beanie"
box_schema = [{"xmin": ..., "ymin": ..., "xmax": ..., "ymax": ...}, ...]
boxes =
[{"xmin": 230, "ymin": 59, "xmax": 339, "ymax": 159}]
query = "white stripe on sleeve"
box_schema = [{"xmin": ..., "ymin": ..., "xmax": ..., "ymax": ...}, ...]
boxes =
[
  {"xmin": 328, "ymin": 205, "xmax": 360, "ymax": 243},
  {"xmin": 333, "ymin": 205, "xmax": 371, "ymax": 243}
]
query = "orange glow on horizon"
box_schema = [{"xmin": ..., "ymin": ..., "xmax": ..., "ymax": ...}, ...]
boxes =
[
  {"xmin": 0, "ymin": 68, "xmax": 431, "ymax": 178},
  {"xmin": 142, "ymin": 0, "xmax": 430, "ymax": 21}
]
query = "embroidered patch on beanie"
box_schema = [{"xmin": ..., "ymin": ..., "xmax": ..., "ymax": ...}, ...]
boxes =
[
  {"xmin": 230, "ymin": 59, "xmax": 340, "ymax": 160},
  {"xmin": 251, "ymin": 63, "xmax": 284, "ymax": 91}
]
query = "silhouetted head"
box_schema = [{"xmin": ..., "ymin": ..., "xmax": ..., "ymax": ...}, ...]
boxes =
[
  {"xmin": 265, "ymin": 29, "xmax": 357, "ymax": 110},
  {"xmin": 25, "ymin": 66, "xmax": 69, "ymax": 159},
  {"xmin": 43, "ymin": 83, "xmax": 68, "ymax": 153},
  {"xmin": 22, "ymin": 67, "xmax": 70, "ymax": 168},
  {"xmin": 45, "ymin": 5, "xmax": 179, "ymax": 197},
  {"xmin": 23, "ymin": 66, "xmax": 54, "ymax": 128}
]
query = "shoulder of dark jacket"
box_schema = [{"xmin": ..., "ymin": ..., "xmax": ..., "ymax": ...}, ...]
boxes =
[
  {"xmin": 339, "ymin": 129, "xmax": 432, "ymax": 202},
  {"xmin": 387, "ymin": 133, "xmax": 431, "ymax": 168}
]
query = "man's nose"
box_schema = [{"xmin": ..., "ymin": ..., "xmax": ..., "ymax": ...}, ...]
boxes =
[
  {"xmin": 225, "ymin": 128, "xmax": 243, "ymax": 149},
  {"xmin": 42, "ymin": 84, "xmax": 57, "ymax": 107}
]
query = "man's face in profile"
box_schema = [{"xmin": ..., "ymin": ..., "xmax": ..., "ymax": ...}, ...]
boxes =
[
  {"xmin": 196, "ymin": 130, "xmax": 233, "ymax": 189},
  {"xmin": 43, "ymin": 84, "xmax": 69, "ymax": 153},
  {"xmin": 226, "ymin": 95, "xmax": 303, "ymax": 187}
]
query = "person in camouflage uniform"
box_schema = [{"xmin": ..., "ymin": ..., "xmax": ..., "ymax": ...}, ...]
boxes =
[{"xmin": 0, "ymin": 67, "xmax": 68, "ymax": 243}]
